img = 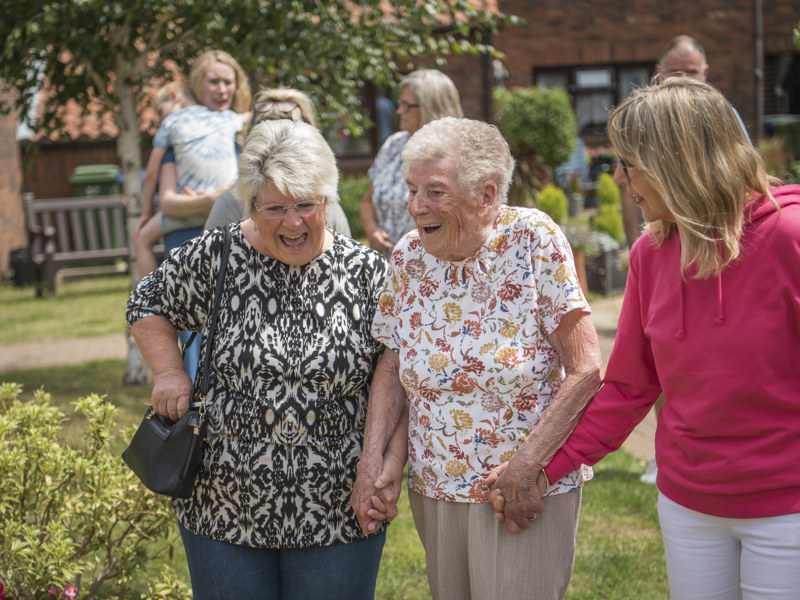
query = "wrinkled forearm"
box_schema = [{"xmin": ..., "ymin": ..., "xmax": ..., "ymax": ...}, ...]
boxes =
[
  {"xmin": 130, "ymin": 315, "xmax": 183, "ymax": 378},
  {"xmin": 518, "ymin": 311, "xmax": 603, "ymax": 469},
  {"xmin": 359, "ymin": 349, "xmax": 407, "ymax": 471}
]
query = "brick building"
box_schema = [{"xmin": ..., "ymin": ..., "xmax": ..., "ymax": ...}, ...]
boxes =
[
  {"xmin": 486, "ymin": 0, "xmax": 799, "ymax": 142},
  {"xmin": 1, "ymin": 0, "xmax": 798, "ymax": 280}
]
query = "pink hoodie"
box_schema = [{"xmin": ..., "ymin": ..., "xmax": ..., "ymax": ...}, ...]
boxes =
[{"xmin": 547, "ymin": 185, "xmax": 800, "ymax": 518}]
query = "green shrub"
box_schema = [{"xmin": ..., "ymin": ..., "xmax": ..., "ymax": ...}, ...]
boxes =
[
  {"xmin": 0, "ymin": 383, "xmax": 188, "ymax": 600},
  {"xmin": 494, "ymin": 86, "xmax": 577, "ymax": 168},
  {"xmin": 535, "ymin": 184, "xmax": 568, "ymax": 224},
  {"xmin": 338, "ymin": 175, "xmax": 369, "ymax": 241},
  {"xmin": 592, "ymin": 173, "xmax": 625, "ymax": 244},
  {"xmin": 595, "ymin": 172, "xmax": 620, "ymax": 208}
]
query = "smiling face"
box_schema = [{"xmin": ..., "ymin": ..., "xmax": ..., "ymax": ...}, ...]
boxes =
[
  {"xmin": 251, "ymin": 182, "xmax": 330, "ymax": 266},
  {"xmin": 613, "ymin": 158, "xmax": 674, "ymax": 223},
  {"xmin": 200, "ymin": 61, "xmax": 237, "ymax": 111},
  {"xmin": 406, "ymin": 158, "xmax": 499, "ymax": 261}
]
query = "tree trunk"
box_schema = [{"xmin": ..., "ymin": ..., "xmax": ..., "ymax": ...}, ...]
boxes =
[{"xmin": 116, "ymin": 66, "xmax": 152, "ymax": 386}]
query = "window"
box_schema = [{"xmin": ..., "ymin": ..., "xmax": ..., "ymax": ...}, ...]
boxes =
[{"xmin": 534, "ymin": 64, "xmax": 651, "ymax": 135}]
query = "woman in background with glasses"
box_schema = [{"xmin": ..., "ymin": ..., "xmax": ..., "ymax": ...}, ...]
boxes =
[
  {"xmin": 512, "ymin": 78, "xmax": 800, "ymax": 598},
  {"xmin": 360, "ymin": 68, "xmax": 463, "ymax": 256},
  {"xmin": 204, "ymin": 87, "xmax": 351, "ymax": 236},
  {"xmin": 128, "ymin": 119, "xmax": 394, "ymax": 599}
]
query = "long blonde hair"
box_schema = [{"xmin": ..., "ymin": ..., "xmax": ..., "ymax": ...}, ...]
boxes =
[
  {"xmin": 189, "ymin": 49, "xmax": 252, "ymax": 114},
  {"xmin": 608, "ymin": 78, "xmax": 772, "ymax": 278}
]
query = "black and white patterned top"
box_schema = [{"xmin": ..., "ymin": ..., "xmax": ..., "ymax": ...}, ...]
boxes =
[{"xmin": 127, "ymin": 224, "xmax": 389, "ymax": 549}]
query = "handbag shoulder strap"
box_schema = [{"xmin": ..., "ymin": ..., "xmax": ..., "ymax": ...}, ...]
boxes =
[{"xmin": 191, "ymin": 227, "xmax": 233, "ymax": 406}]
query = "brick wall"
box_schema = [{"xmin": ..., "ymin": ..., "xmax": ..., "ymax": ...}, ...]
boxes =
[{"xmin": 488, "ymin": 0, "xmax": 799, "ymax": 133}]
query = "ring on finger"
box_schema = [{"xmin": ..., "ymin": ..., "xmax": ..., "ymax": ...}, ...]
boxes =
[{"xmin": 529, "ymin": 513, "xmax": 537, "ymax": 521}]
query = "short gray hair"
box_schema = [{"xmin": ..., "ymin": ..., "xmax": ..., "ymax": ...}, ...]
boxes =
[
  {"xmin": 402, "ymin": 117, "xmax": 515, "ymax": 202},
  {"xmin": 237, "ymin": 120, "xmax": 339, "ymax": 216}
]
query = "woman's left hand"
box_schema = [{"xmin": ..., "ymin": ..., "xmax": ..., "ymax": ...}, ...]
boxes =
[{"xmin": 487, "ymin": 451, "xmax": 548, "ymax": 533}]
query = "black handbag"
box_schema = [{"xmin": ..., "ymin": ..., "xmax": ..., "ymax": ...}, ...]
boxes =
[{"xmin": 122, "ymin": 228, "xmax": 232, "ymax": 498}]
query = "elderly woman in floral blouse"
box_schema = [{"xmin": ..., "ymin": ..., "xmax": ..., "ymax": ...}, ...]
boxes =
[{"xmin": 350, "ymin": 117, "xmax": 603, "ymax": 600}]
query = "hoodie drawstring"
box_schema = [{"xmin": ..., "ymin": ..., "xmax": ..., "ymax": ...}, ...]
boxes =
[{"xmin": 714, "ymin": 273, "xmax": 725, "ymax": 325}]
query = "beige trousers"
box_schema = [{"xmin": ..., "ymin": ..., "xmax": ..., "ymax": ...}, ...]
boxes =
[{"xmin": 408, "ymin": 488, "xmax": 581, "ymax": 600}]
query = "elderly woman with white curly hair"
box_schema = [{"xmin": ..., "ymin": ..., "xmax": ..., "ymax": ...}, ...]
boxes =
[
  {"xmin": 350, "ymin": 117, "xmax": 603, "ymax": 600},
  {"xmin": 128, "ymin": 119, "xmax": 390, "ymax": 599}
]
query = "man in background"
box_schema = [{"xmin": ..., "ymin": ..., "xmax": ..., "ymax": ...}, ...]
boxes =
[{"xmin": 622, "ymin": 35, "xmax": 750, "ymax": 247}]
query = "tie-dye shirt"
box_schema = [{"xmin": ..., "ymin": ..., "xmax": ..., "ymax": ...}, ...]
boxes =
[
  {"xmin": 372, "ymin": 206, "xmax": 592, "ymax": 502},
  {"xmin": 153, "ymin": 105, "xmax": 242, "ymax": 196}
]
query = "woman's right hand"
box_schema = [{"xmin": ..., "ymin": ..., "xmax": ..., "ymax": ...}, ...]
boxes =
[
  {"xmin": 150, "ymin": 367, "xmax": 194, "ymax": 422},
  {"xmin": 367, "ymin": 227, "xmax": 393, "ymax": 253}
]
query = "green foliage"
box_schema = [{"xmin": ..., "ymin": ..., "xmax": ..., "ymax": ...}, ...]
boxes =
[
  {"xmin": 338, "ymin": 175, "xmax": 370, "ymax": 242},
  {"xmin": 535, "ymin": 184, "xmax": 568, "ymax": 224},
  {"xmin": 493, "ymin": 86, "xmax": 577, "ymax": 167},
  {"xmin": 595, "ymin": 172, "xmax": 621, "ymax": 208},
  {"xmin": 0, "ymin": 1, "xmax": 512, "ymax": 139},
  {"xmin": 794, "ymin": 20, "xmax": 800, "ymax": 51},
  {"xmin": 592, "ymin": 173, "xmax": 625, "ymax": 244},
  {"xmin": 0, "ymin": 383, "xmax": 186, "ymax": 600}
]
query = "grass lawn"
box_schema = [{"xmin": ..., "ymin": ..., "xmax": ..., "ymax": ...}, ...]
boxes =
[{"xmin": 1, "ymin": 273, "xmax": 668, "ymax": 598}]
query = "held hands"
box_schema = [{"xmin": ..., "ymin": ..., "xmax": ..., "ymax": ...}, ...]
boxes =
[
  {"xmin": 350, "ymin": 453, "xmax": 404, "ymax": 534},
  {"xmin": 486, "ymin": 455, "xmax": 549, "ymax": 533},
  {"xmin": 150, "ymin": 367, "xmax": 194, "ymax": 422}
]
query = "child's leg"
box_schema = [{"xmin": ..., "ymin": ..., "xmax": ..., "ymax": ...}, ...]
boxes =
[{"xmin": 133, "ymin": 212, "xmax": 165, "ymax": 277}]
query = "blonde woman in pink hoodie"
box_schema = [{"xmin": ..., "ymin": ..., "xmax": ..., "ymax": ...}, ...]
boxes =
[{"xmin": 492, "ymin": 78, "xmax": 800, "ymax": 599}]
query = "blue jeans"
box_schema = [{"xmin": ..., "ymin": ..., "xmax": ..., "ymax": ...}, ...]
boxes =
[{"xmin": 178, "ymin": 522, "xmax": 386, "ymax": 600}]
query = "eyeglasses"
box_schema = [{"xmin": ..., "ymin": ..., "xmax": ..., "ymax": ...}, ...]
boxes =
[
  {"xmin": 253, "ymin": 198, "xmax": 326, "ymax": 219},
  {"xmin": 398, "ymin": 101, "xmax": 420, "ymax": 111},
  {"xmin": 618, "ymin": 157, "xmax": 635, "ymax": 183},
  {"xmin": 252, "ymin": 99, "xmax": 300, "ymax": 114}
]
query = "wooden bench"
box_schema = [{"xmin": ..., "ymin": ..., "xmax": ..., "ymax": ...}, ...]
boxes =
[{"xmin": 24, "ymin": 192, "xmax": 132, "ymax": 296}]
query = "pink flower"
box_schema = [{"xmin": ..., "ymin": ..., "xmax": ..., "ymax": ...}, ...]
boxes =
[
  {"xmin": 1, "ymin": 582, "xmax": 5, "ymax": 600},
  {"xmin": 63, "ymin": 585, "xmax": 78, "ymax": 599},
  {"xmin": 48, "ymin": 588, "xmax": 58, "ymax": 597}
]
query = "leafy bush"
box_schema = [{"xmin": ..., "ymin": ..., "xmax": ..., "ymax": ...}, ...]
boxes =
[
  {"xmin": 0, "ymin": 383, "xmax": 189, "ymax": 600},
  {"xmin": 535, "ymin": 184, "xmax": 568, "ymax": 224},
  {"xmin": 494, "ymin": 86, "xmax": 578, "ymax": 205},
  {"xmin": 592, "ymin": 173, "xmax": 625, "ymax": 244},
  {"xmin": 338, "ymin": 175, "xmax": 369, "ymax": 241},
  {"xmin": 494, "ymin": 86, "xmax": 577, "ymax": 167}
]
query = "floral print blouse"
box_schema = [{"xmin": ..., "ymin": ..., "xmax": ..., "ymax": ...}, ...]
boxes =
[{"xmin": 372, "ymin": 206, "xmax": 592, "ymax": 503}]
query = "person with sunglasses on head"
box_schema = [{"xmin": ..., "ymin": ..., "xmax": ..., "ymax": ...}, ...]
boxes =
[
  {"xmin": 204, "ymin": 88, "xmax": 351, "ymax": 236},
  {"xmin": 507, "ymin": 78, "xmax": 800, "ymax": 599},
  {"xmin": 128, "ymin": 119, "xmax": 392, "ymax": 599},
  {"xmin": 360, "ymin": 69, "xmax": 463, "ymax": 256}
]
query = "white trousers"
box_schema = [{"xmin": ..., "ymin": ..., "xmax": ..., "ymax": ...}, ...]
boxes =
[{"xmin": 658, "ymin": 493, "xmax": 800, "ymax": 600}]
